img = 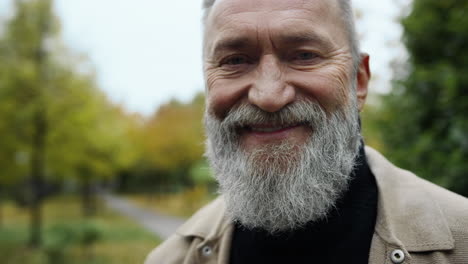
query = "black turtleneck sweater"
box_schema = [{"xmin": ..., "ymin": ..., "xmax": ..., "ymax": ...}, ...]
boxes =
[{"xmin": 229, "ymin": 146, "xmax": 378, "ymax": 264}]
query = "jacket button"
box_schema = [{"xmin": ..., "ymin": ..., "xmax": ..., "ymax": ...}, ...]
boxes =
[
  {"xmin": 201, "ymin": 245, "xmax": 213, "ymax": 257},
  {"xmin": 390, "ymin": 249, "xmax": 405, "ymax": 263}
]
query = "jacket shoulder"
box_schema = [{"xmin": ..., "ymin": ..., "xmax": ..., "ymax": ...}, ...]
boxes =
[
  {"xmin": 144, "ymin": 234, "xmax": 193, "ymax": 264},
  {"xmin": 406, "ymin": 174, "xmax": 468, "ymax": 262},
  {"xmin": 366, "ymin": 146, "xmax": 468, "ymax": 218},
  {"xmin": 176, "ymin": 196, "xmax": 228, "ymax": 238},
  {"xmin": 366, "ymin": 146, "xmax": 468, "ymax": 259},
  {"xmin": 384, "ymin": 153, "xmax": 468, "ymax": 234},
  {"xmin": 144, "ymin": 197, "xmax": 229, "ymax": 264},
  {"xmin": 419, "ymin": 177, "xmax": 468, "ymax": 236}
]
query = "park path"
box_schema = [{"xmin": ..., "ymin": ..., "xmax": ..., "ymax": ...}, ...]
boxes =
[{"xmin": 101, "ymin": 194, "xmax": 185, "ymax": 239}]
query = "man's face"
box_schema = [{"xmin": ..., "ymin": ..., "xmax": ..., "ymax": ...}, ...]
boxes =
[
  {"xmin": 202, "ymin": 0, "xmax": 370, "ymax": 232},
  {"xmin": 203, "ymin": 0, "xmax": 367, "ymax": 152}
]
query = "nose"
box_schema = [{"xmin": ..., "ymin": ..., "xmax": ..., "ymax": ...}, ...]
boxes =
[{"xmin": 248, "ymin": 55, "xmax": 295, "ymax": 112}]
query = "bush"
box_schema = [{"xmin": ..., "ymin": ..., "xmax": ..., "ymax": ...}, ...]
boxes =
[{"xmin": 43, "ymin": 221, "xmax": 103, "ymax": 264}]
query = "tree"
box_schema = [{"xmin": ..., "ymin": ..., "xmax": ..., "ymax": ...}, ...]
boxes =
[
  {"xmin": 379, "ymin": 0, "xmax": 468, "ymax": 196},
  {"xmin": 45, "ymin": 72, "xmax": 129, "ymax": 217},
  {"xmin": 132, "ymin": 93, "xmax": 206, "ymax": 192},
  {"xmin": 0, "ymin": 34, "xmax": 29, "ymax": 226},
  {"xmin": 0, "ymin": 0, "xmax": 59, "ymax": 247},
  {"xmin": 0, "ymin": 0, "xmax": 137, "ymax": 245}
]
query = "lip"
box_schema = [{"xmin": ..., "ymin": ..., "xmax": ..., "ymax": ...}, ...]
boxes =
[{"xmin": 241, "ymin": 124, "xmax": 305, "ymax": 142}]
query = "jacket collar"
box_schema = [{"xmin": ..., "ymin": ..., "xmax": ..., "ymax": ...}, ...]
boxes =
[
  {"xmin": 175, "ymin": 146, "xmax": 455, "ymax": 253},
  {"xmin": 176, "ymin": 196, "xmax": 231, "ymax": 242},
  {"xmin": 365, "ymin": 146, "xmax": 454, "ymax": 252}
]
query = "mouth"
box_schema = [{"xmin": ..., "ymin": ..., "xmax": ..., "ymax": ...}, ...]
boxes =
[
  {"xmin": 244, "ymin": 123, "xmax": 305, "ymax": 134},
  {"xmin": 238, "ymin": 123, "xmax": 310, "ymax": 146}
]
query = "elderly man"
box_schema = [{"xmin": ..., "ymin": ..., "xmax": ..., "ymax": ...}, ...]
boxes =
[{"xmin": 145, "ymin": 0, "xmax": 468, "ymax": 263}]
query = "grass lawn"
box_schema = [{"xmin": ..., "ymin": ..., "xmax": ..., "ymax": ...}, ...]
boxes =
[{"xmin": 0, "ymin": 195, "xmax": 161, "ymax": 264}]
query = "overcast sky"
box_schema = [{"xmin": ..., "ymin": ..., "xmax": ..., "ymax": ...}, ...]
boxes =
[{"xmin": 1, "ymin": 0, "xmax": 411, "ymax": 116}]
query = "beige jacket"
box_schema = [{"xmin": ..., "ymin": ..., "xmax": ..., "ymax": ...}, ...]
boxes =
[{"xmin": 145, "ymin": 147, "xmax": 468, "ymax": 264}]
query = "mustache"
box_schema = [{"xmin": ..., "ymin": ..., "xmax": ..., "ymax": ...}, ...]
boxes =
[{"xmin": 220, "ymin": 100, "xmax": 328, "ymax": 130}]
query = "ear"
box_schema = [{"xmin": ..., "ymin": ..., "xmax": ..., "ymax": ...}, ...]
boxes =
[{"xmin": 356, "ymin": 53, "xmax": 371, "ymax": 112}]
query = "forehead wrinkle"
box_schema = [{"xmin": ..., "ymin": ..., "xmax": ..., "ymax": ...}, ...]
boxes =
[
  {"xmin": 206, "ymin": 0, "xmax": 347, "ymax": 58},
  {"xmin": 210, "ymin": 16, "xmax": 269, "ymax": 59},
  {"xmin": 212, "ymin": 0, "xmax": 309, "ymax": 16},
  {"xmin": 275, "ymin": 29, "xmax": 335, "ymax": 51},
  {"xmin": 210, "ymin": 0, "xmax": 339, "ymax": 25}
]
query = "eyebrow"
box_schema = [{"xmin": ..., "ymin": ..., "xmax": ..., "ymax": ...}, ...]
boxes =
[
  {"xmin": 278, "ymin": 31, "xmax": 333, "ymax": 50},
  {"xmin": 211, "ymin": 36, "xmax": 253, "ymax": 59}
]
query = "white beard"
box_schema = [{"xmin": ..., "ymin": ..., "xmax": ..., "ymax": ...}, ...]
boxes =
[{"xmin": 204, "ymin": 97, "xmax": 361, "ymax": 234}]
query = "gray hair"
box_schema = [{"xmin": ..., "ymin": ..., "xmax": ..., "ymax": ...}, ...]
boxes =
[{"xmin": 202, "ymin": 0, "xmax": 361, "ymax": 75}]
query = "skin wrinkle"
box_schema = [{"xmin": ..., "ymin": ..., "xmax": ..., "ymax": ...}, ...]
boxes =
[
  {"xmin": 210, "ymin": 0, "xmax": 338, "ymax": 21},
  {"xmin": 206, "ymin": 48, "xmax": 352, "ymax": 116},
  {"xmin": 208, "ymin": 21, "xmax": 342, "ymax": 64},
  {"xmin": 203, "ymin": 0, "xmax": 362, "ymax": 75},
  {"xmin": 204, "ymin": 1, "xmax": 347, "ymax": 56},
  {"xmin": 206, "ymin": 16, "xmax": 350, "ymax": 66},
  {"xmin": 206, "ymin": 1, "xmax": 346, "ymax": 39},
  {"xmin": 207, "ymin": 19, "xmax": 344, "ymax": 61}
]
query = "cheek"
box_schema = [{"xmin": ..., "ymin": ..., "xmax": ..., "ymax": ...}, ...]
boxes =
[
  {"xmin": 206, "ymin": 71, "xmax": 251, "ymax": 118},
  {"xmin": 326, "ymin": 68, "xmax": 353, "ymax": 104},
  {"xmin": 289, "ymin": 68, "xmax": 351, "ymax": 112}
]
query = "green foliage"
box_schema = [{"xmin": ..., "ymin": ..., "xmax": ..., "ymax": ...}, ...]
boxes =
[
  {"xmin": 0, "ymin": 0, "xmax": 144, "ymax": 246},
  {"xmin": 189, "ymin": 159, "xmax": 215, "ymax": 186},
  {"xmin": 77, "ymin": 221, "xmax": 102, "ymax": 246},
  {"xmin": 0, "ymin": 0, "xmax": 210, "ymax": 196},
  {"xmin": 127, "ymin": 185, "xmax": 216, "ymax": 218},
  {"xmin": 0, "ymin": 196, "xmax": 159, "ymax": 264},
  {"xmin": 121, "ymin": 92, "xmax": 207, "ymax": 191},
  {"xmin": 361, "ymin": 95, "xmax": 386, "ymax": 153},
  {"xmin": 44, "ymin": 224, "xmax": 77, "ymax": 249},
  {"xmin": 43, "ymin": 224, "xmax": 77, "ymax": 264},
  {"xmin": 43, "ymin": 221, "xmax": 103, "ymax": 264},
  {"xmin": 0, "ymin": 0, "xmax": 137, "ymax": 190},
  {"xmin": 144, "ymin": 93, "xmax": 205, "ymax": 174},
  {"xmin": 379, "ymin": 0, "xmax": 468, "ymax": 196}
]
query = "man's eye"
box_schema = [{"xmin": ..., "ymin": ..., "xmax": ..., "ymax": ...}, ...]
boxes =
[
  {"xmin": 221, "ymin": 56, "xmax": 249, "ymax": 66},
  {"xmin": 294, "ymin": 51, "xmax": 318, "ymax": 61}
]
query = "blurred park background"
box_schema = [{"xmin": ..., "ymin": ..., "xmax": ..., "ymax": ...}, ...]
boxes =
[{"xmin": 0, "ymin": 0, "xmax": 467, "ymax": 263}]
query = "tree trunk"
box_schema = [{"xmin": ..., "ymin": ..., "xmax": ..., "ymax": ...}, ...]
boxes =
[
  {"xmin": 29, "ymin": 108, "xmax": 46, "ymax": 248},
  {"xmin": 29, "ymin": 3, "xmax": 51, "ymax": 246},
  {"xmin": 81, "ymin": 177, "xmax": 96, "ymax": 218},
  {"xmin": 0, "ymin": 195, "xmax": 3, "ymax": 228},
  {"xmin": 0, "ymin": 186, "xmax": 3, "ymax": 227}
]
